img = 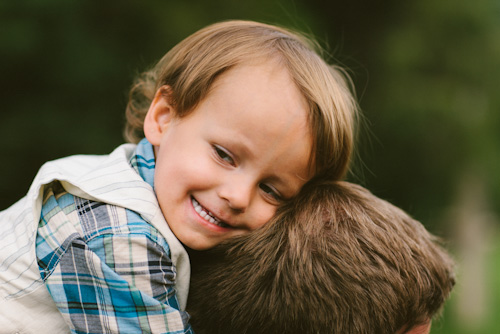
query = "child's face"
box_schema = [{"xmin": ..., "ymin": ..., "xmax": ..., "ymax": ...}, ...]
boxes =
[{"xmin": 145, "ymin": 61, "xmax": 312, "ymax": 250}]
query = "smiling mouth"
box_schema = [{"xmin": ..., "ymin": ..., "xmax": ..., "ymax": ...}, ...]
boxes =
[{"xmin": 191, "ymin": 197, "xmax": 231, "ymax": 228}]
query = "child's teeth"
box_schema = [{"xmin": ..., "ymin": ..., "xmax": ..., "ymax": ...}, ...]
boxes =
[{"xmin": 192, "ymin": 197, "xmax": 225, "ymax": 227}]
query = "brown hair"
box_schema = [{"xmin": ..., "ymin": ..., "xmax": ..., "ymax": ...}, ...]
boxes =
[
  {"xmin": 125, "ymin": 20, "xmax": 358, "ymax": 180},
  {"xmin": 187, "ymin": 181, "xmax": 455, "ymax": 334}
]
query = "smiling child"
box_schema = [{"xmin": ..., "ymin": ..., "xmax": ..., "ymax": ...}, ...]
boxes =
[
  {"xmin": 145, "ymin": 61, "xmax": 312, "ymax": 250},
  {"xmin": 0, "ymin": 20, "xmax": 358, "ymax": 333}
]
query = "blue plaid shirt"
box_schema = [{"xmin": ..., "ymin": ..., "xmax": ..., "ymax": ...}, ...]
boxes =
[{"xmin": 36, "ymin": 140, "xmax": 193, "ymax": 334}]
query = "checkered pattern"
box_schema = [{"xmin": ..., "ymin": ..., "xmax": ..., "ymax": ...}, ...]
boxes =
[{"xmin": 36, "ymin": 140, "xmax": 193, "ymax": 334}]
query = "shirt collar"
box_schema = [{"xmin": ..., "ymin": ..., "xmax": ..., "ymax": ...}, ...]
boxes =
[{"xmin": 130, "ymin": 138, "xmax": 156, "ymax": 189}]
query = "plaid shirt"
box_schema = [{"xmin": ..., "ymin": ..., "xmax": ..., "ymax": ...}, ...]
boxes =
[{"xmin": 36, "ymin": 140, "xmax": 193, "ymax": 334}]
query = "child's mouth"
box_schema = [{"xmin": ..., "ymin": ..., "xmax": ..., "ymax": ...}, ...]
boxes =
[{"xmin": 191, "ymin": 197, "xmax": 231, "ymax": 228}]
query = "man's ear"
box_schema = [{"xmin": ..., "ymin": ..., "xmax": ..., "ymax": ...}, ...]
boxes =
[
  {"xmin": 144, "ymin": 85, "xmax": 175, "ymax": 145},
  {"xmin": 397, "ymin": 321, "xmax": 431, "ymax": 334}
]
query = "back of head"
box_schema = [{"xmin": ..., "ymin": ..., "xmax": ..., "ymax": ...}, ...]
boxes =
[
  {"xmin": 125, "ymin": 20, "xmax": 359, "ymax": 180},
  {"xmin": 188, "ymin": 181, "xmax": 455, "ymax": 334}
]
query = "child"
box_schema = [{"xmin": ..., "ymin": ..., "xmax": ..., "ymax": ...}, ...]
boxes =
[
  {"xmin": 0, "ymin": 21, "xmax": 358, "ymax": 333},
  {"xmin": 187, "ymin": 180, "xmax": 456, "ymax": 334}
]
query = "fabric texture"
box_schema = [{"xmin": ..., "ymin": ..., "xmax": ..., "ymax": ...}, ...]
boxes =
[{"xmin": 0, "ymin": 140, "xmax": 191, "ymax": 334}]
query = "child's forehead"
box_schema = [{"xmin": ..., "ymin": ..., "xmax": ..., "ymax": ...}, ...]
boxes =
[
  {"xmin": 204, "ymin": 62, "xmax": 308, "ymax": 123},
  {"xmin": 210, "ymin": 57, "xmax": 292, "ymax": 89},
  {"xmin": 207, "ymin": 62, "xmax": 306, "ymax": 116}
]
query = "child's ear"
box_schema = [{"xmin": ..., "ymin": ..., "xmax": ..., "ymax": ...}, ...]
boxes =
[{"xmin": 144, "ymin": 85, "xmax": 175, "ymax": 145}]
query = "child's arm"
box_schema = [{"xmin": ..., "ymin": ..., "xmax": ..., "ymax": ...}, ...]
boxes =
[{"xmin": 36, "ymin": 183, "xmax": 192, "ymax": 334}]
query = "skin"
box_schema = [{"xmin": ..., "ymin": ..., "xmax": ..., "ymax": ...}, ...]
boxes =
[
  {"xmin": 144, "ymin": 60, "xmax": 313, "ymax": 250},
  {"xmin": 398, "ymin": 321, "xmax": 432, "ymax": 334}
]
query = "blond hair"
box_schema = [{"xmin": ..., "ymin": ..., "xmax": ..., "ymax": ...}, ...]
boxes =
[
  {"xmin": 188, "ymin": 181, "xmax": 456, "ymax": 334},
  {"xmin": 125, "ymin": 20, "xmax": 358, "ymax": 180}
]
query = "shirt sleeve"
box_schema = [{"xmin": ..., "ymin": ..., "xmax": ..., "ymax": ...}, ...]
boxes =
[{"xmin": 36, "ymin": 182, "xmax": 193, "ymax": 334}]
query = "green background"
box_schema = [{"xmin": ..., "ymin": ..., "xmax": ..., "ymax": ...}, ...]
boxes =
[{"xmin": 1, "ymin": 1, "xmax": 499, "ymax": 332}]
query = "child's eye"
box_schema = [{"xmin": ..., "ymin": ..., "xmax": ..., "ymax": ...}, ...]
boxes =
[
  {"xmin": 213, "ymin": 145, "xmax": 235, "ymax": 166},
  {"xmin": 259, "ymin": 183, "xmax": 282, "ymax": 203}
]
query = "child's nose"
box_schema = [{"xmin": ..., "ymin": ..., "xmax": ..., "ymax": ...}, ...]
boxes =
[{"xmin": 217, "ymin": 178, "xmax": 253, "ymax": 213}]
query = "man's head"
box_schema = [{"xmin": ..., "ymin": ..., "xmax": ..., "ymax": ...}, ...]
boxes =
[{"xmin": 188, "ymin": 180, "xmax": 455, "ymax": 333}]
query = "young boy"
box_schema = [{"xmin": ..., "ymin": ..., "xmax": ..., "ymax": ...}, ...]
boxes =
[
  {"xmin": 187, "ymin": 180, "xmax": 456, "ymax": 334},
  {"xmin": 0, "ymin": 21, "xmax": 358, "ymax": 333}
]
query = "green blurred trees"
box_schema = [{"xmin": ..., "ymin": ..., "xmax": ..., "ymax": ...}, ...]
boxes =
[
  {"xmin": 306, "ymin": 0, "xmax": 499, "ymax": 225},
  {"xmin": 355, "ymin": 1, "xmax": 500, "ymax": 332},
  {"xmin": 363, "ymin": 0, "xmax": 499, "ymax": 219},
  {"xmin": 310, "ymin": 1, "xmax": 500, "ymax": 332},
  {"xmin": 0, "ymin": 0, "xmax": 318, "ymax": 207}
]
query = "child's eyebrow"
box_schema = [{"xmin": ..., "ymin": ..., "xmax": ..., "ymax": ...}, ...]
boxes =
[
  {"xmin": 220, "ymin": 133, "xmax": 269, "ymax": 163},
  {"xmin": 270, "ymin": 174, "xmax": 308, "ymax": 199},
  {"xmin": 231, "ymin": 140, "xmax": 254, "ymax": 159}
]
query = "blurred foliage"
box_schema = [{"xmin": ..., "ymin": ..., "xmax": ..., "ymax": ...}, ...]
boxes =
[
  {"xmin": 1, "ymin": 0, "xmax": 499, "ymax": 332},
  {"xmin": 0, "ymin": 0, "xmax": 319, "ymax": 207},
  {"xmin": 356, "ymin": 0, "xmax": 500, "ymax": 227},
  {"xmin": 304, "ymin": 0, "xmax": 500, "ymax": 229}
]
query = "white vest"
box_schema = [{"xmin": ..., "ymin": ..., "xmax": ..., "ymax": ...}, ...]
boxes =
[{"xmin": 0, "ymin": 144, "xmax": 190, "ymax": 334}]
